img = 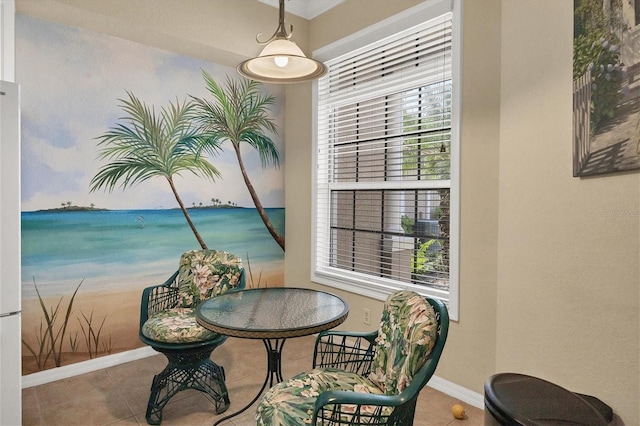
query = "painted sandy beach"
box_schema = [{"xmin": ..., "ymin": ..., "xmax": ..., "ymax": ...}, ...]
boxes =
[
  {"xmin": 21, "ymin": 208, "xmax": 285, "ymax": 375},
  {"xmin": 21, "ymin": 268, "xmax": 283, "ymax": 375}
]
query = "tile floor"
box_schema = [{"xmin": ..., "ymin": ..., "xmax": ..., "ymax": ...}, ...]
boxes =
[{"xmin": 22, "ymin": 335, "xmax": 484, "ymax": 426}]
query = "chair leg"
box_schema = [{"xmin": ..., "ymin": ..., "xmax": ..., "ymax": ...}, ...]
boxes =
[{"xmin": 145, "ymin": 346, "xmax": 230, "ymax": 425}]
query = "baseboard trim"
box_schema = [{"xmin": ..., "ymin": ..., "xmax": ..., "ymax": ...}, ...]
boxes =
[
  {"xmin": 21, "ymin": 347, "xmax": 157, "ymax": 388},
  {"xmin": 428, "ymin": 375, "xmax": 485, "ymax": 409},
  {"xmin": 21, "ymin": 347, "xmax": 486, "ymax": 411}
]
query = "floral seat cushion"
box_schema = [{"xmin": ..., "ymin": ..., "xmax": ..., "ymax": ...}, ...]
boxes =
[
  {"xmin": 368, "ymin": 290, "xmax": 438, "ymax": 395},
  {"xmin": 256, "ymin": 368, "xmax": 390, "ymax": 425},
  {"xmin": 255, "ymin": 290, "xmax": 439, "ymax": 425},
  {"xmin": 177, "ymin": 250, "xmax": 243, "ymax": 308},
  {"xmin": 142, "ymin": 250, "xmax": 243, "ymax": 344},
  {"xmin": 141, "ymin": 307, "xmax": 218, "ymax": 343}
]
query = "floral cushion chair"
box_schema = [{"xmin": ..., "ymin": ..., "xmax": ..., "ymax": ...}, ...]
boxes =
[
  {"xmin": 256, "ymin": 290, "xmax": 449, "ymax": 425},
  {"xmin": 139, "ymin": 250, "xmax": 245, "ymax": 425}
]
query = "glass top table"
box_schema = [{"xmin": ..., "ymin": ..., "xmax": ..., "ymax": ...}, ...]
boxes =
[
  {"xmin": 196, "ymin": 287, "xmax": 349, "ymax": 425},
  {"xmin": 196, "ymin": 287, "xmax": 349, "ymax": 339}
]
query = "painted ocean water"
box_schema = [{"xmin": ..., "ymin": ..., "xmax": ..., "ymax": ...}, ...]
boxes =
[{"xmin": 21, "ymin": 208, "xmax": 285, "ymax": 298}]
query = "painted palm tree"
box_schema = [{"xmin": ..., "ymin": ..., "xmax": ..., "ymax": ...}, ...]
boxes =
[
  {"xmin": 191, "ymin": 72, "xmax": 285, "ymax": 251},
  {"xmin": 90, "ymin": 92, "xmax": 221, "ymax": 250}
]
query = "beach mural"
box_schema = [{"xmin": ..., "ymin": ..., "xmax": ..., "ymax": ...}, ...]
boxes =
[{"xmin": 16, "ymin": 15, "xmax": 285, "ymax": 374}]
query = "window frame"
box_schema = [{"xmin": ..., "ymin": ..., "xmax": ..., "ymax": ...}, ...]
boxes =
[{"xmin": 311, "ymin": 0, "xmax": 461, "ymax": 320}]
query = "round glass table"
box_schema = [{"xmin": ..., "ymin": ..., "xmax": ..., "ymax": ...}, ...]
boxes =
[{"xmin": 195, "ymin": 287, "xmax": 349, "ymax": 425}]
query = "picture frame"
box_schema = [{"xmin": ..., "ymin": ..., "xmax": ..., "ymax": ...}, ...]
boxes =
[{"xmin": 573, "ymin": 0, "xmax": 640, "ymax": 177}]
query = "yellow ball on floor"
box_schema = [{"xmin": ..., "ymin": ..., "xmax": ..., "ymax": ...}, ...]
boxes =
[{"xmin": 452, "ymin": 404, "xmax": 466, "ymax": 419}]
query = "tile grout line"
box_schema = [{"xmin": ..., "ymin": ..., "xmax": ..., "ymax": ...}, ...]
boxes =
[{"xmin": 104, "ymin": 364, "xmax": 140, "ymax": 424}]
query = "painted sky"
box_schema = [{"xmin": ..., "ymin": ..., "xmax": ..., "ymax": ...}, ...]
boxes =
[{"xmin": 16, "ymin": 15, "xmax": 286, "ymax": 212}]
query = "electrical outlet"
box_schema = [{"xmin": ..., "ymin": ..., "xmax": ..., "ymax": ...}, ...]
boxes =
[{"xmin": 363, "ymin": 308, "xmax": 371, "ymax": 325}]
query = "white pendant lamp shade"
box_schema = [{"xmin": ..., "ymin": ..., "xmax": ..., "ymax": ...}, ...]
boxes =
[
  {"xmin": 238, "ymin": 39, "xmax": 326, "ymax": 83},
  {"xmin": 237, "ymin": 0, "xmax": 327, "ymax": 84}
]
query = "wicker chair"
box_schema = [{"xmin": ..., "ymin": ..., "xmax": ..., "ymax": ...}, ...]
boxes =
[
  {"xmin": 139, "ymin": 250, "xmax": 246, "ymax": 425},
  {"xmin": 256, "ymin": 290, "xmax": 449, "ymax": 426}
]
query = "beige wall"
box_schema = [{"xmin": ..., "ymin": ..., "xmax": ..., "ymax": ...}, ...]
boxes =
[
  {"xmin": 497, "ymin": 0, "xmax": 639, "ymax": 423},
  {"xmin": 285, "ymin": 0, "xmax": 503, "ymax": 407},
  {"xmin": 15, "ymin": 0, "xmax": 311, "ymax": 68},
  {"xmin": 290, "ymin": 1, "xmax": 640, "ymax": 423},
  {"xmin": 14, "ymin": 0, "xmax": 640, "ymax": 423}
]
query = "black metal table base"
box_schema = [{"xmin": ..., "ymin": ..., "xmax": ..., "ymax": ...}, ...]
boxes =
[{"xmin": 213, "ymin": 338, "xmax": 286, "ymax": 426}]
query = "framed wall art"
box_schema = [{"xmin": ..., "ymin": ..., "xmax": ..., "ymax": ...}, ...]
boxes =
[{"xmin": 573, "ymin": 0, "xmax": 640, "ymax": 176}]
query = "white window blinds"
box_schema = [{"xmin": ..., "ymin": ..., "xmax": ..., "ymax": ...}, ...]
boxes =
[{"xmin": 314, "ymin": 8, "xmax": 457, "ymax": 308}]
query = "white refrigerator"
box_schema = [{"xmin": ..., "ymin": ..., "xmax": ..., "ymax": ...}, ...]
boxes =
[{"xmin": 0, "ymin": 80, "xmax": 22, "ymax": 426}]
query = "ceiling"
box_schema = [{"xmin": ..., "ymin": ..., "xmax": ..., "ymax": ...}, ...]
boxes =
[{"xmin": 257, "ymin": 0, "xmax": 345, "ymax": 20}]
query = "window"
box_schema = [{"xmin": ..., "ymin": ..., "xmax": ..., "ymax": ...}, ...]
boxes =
[{"xmin": 312, "ymin": 0, "xmax": 460, "ymax": 319}]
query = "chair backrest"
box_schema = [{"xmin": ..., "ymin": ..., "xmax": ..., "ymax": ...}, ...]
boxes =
[
  {"xmin": 368, "ymin": 290, "xmax": 444, "ymax": 395},
  {"xmin": 177, "ymin": 250, "xmax": 244, "ymax": 308}
]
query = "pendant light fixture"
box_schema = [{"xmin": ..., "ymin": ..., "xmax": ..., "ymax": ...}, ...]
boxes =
[{"xmin": 237, "ymin": 0, "xmax": 327, "ymax": 84}]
